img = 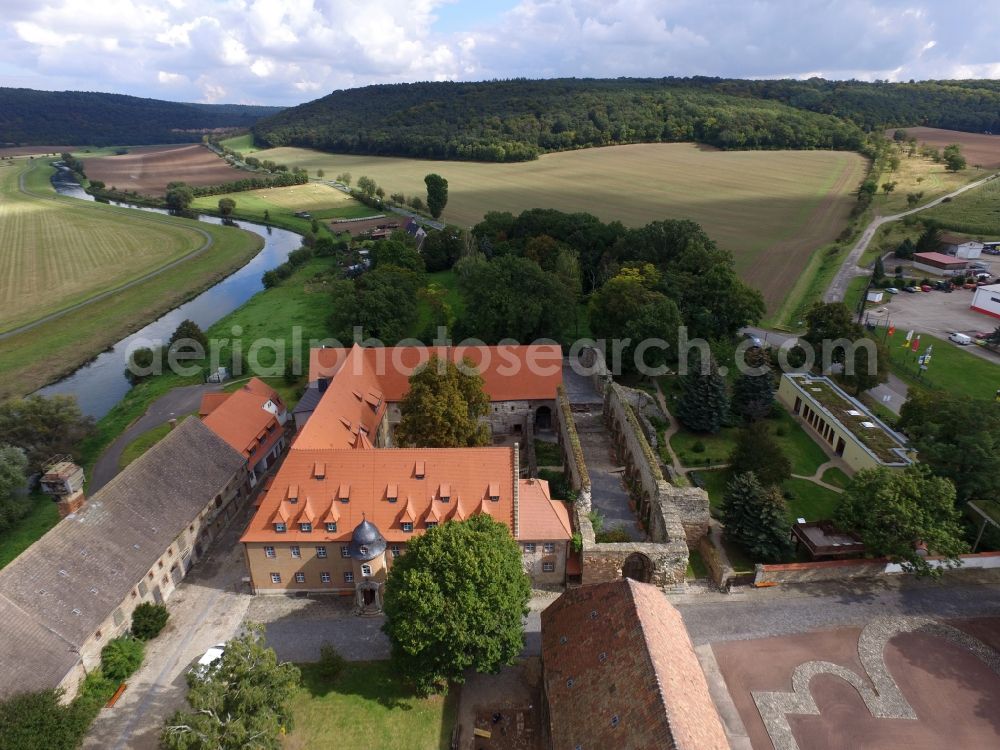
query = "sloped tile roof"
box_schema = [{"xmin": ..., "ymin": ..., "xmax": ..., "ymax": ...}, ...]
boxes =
[
  {"xmin": 202, "ymin": 378, "xmax": 283, "ymax": 457},
  {"xmin": 0, "ymin": 418, "xmax": 245, "ymax": 698},
  {"xmin": 518, "ymin": 479, "xmax": 572, "ymax": 540},
  {"xmin": 240, "ymin": 447, "xmax": 516, "ymax": 544},
  {"xmin": 309, "ymin": 344, "xmax": 563, "ymax": 402},
  {"xmin": 541, "ymin": 579, "xmax": 729, "ymax": 750}
]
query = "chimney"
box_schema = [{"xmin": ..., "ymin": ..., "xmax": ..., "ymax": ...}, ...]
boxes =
[
  {"xmin": 57, "ymin": 489, "xmax": 86, "ymax": 518},
  {"xmin": 512, "ymin": 443, "xmax": 520, "ymax": 539}
]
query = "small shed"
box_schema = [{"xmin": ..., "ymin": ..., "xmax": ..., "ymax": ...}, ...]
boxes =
[{"xmin": 791, "ymin": 521, "xmax": 865, "ymax": 560}]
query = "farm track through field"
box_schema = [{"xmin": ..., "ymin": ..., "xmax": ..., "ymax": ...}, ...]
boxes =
[{"xmin": 0, "ymin": 162, "xmax": 215, "ymax": 339}]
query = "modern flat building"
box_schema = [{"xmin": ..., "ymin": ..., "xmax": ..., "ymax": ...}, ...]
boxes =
[
  {"xmin": 0, "ymin": 418, "xmax": 247, "ymax": 701},
  {"xmin": 971, "ymin": 283, "xmax": 1000, "ymax": 319},
  {"xmin": 777, "ymin": 373, "xmax": 913, "ymax": 472},
  {"xmin": 240, "ymin": 344, "xmax": 573, "ymax": 605}
]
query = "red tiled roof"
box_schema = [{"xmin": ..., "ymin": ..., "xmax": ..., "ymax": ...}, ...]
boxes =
[
  {"xmin": 913, "ymin": 251, "xmax": 968, "ymax": 266},
  {"xmin": 240, "ymin": 447, "xmax": 517, "ymax": 544},
  {"xmin": 309, "ymin": 344, "xmax": 563, "ymax": 402},
  {"xmin": 201, "ymin": 378, "xmax": 284, "ymax": 458},
  {"xmin": 542, "ymin": 580, "xmax": 729, "ymax": 750},
  {"xmin": 518, "ymin": 479, "xmax": 572, "ymax": 540},
  {"xmin": 198, "ymin": 392, "xmax": 228, "ymax": 417}
]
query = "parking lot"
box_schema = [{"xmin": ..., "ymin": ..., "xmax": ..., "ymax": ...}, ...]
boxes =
[{"xmin": 866, "ymin": 286, "xmax": 1000, "ymax": 364}]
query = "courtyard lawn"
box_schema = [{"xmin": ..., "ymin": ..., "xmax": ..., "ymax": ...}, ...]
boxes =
[
  {"xmin": 821, "ymin": 467, "xmax": 852, "ymax": 489},
  {"xmin": 284, "ymin": 662, "xmax": 457, "ymax": 750},
  {"xmin": 686, "ymin": 548, "xmax": 710, "ymax": 579},
  {"xmin": 534, "ymin": 439, "xmax": 563, "ymax": 467},
  {"xmin": 783, "ymin": 478, "xmax": 843, "ymax": 522},
  {"xmin": 0, "ymin": 493, "xmax": 59, "ymax": 570},
  {"xmin": 670, "ymin": 427, "xmax": 739, "ymax": 468},
  {"xmin": 888, "ymin": 332, "xmax": 1000, "ymax": 401}
]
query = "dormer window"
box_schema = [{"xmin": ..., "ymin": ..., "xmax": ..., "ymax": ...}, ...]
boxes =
[
  {"xmin": 414, "ymin": 461, "xmax": 425, "ymax": 479},
  {"xmin": 402, "ymin": 522, "xmax": 413, "ymax": 533},
  {"xmin": 439, "ymin": 482, "xmax": 450, "ymax": 503},
  {"xmin": 325, "ymin": 522, "xmax": 337, "ymax": 533},
  {"xmin": 274, "ymin": 522, "xmax": 287, "ymax": 533},
  {"xmin": 299, "ymin": 522, "xmax": 312, "ymax": 533},
  {"xmin": 286, "ymin": 485, "xmax": 299, "ymax": 504},
  {"xmin": 387, "ymin": 483, "xmax": 398, "ymax": 503},
  {"xmin": 313, "ymin": 462, "xmax": 326, "ymax": 479},
  {"xmin": 488, "ymin": 482, "xmax": 500, "ymax": 502},
  {"xmin": 426, "ymin": 521, "xmax": 438, "ymax": 529},
  {"xmin": 359, "ymin": 546, "xmax": 368, "ymax": 556},
  {"xmin": 338, "ymin": 483, "xmax": 350, "ymax": 503}
]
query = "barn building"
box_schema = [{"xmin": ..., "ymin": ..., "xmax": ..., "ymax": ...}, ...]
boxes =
[{"xmin": 971, "ymin": 283, "xmax": 1000, "ymax": 319}]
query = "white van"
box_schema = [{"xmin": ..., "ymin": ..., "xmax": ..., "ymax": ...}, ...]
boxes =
[{"xmin": 948, "ymin": 332, "xmax": 973, "ymax": 345}]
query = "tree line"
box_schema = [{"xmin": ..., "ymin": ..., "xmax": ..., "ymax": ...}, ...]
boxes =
[{"xmin": 252, "ymin": 77, "xmax": 1000, "ymax": 162}]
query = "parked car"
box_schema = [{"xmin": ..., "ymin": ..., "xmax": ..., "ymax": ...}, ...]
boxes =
[
  {"xmin": 974, "ymin": 331, "xmax": 991, "ymax": 340},
  {"xmin": 191, "ymin": 644, "xmax": 226, "ymax": 678},
  {"xmin": 920, "ymin": 284, "xmax": 932, "ymax": 292},
  {"xmin": 885, "ymin": 287, "xmax": 900, "ymax": 294},
  {"xmin": 949, "ymin": 332, "xmax": 973, "ymax": 345},
  {"xmin": 903, "ymin": 286, "xmax": 918, "ymax": 293},
  {"xmin": 742, "ymin": 331, "xmax": 763, "ymax": 347}
]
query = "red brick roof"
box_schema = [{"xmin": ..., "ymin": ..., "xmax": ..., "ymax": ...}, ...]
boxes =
[
  {"xmin": 518, "ymin": 478, "xmax": 572, "ymax": 541},
  {"xmin": 309, "ymin": 344, "xmax": 563, "ymax": 402},
  {"xmin": 913, "ymin": 251, "xmax": 968, "ymax": 266},
  {"xmin": 542, "ymin": 579, "xmax": 729, "ymax": 750},
  {"xmin": 240, "ymin": 447, "xmax": 517, "ymax": 544},
  {"xmin": 201, "ymin": 378, "xmax": 284, "ymax": 458}
]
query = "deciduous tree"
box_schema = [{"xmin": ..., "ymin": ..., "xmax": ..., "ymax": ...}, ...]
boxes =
[
  {"xmin": 0, "ymin": 396, "xmax": 94, "ymax": 472},
  {"xmin": 382, "ymin": 515, "xmax": 531, "ymax": 694},
  {"xmin": 395, "ymin": 356, "xmax": 490, "ymax": 448},
  {"xmin": 161, "ymin": 624, "xmax": 300, "ymax": 750},
  {"xmin": 836, "ymin": 465, "xmax": 967, "ymax": 576},
  {"xmin": 217, "ymin": 197, "xmax": 235, "ymax": 217}
]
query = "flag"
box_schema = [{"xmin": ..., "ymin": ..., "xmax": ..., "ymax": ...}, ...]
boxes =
[
  {"xmin": 887, "ymin": 325, "xmax": 896, "ymax": 336},
  {"xmin": 923, "ymin": 345, "xmax": 933, "ymax": 365},
  {"xmin": 902, "ymin": 330, "xmax": 913, "ymax": 348},
  {"xmin": 911, "ymin": 334, "xmax": 921, "ymax": 352}
]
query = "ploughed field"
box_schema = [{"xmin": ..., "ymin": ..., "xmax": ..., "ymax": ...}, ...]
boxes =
[
  {"xmin": 895, "ymin": 127, "xmax": 1000, "ymax": 169},
  {"xmin": 82, "ymin": 144, "xmax": 254, "ymax": 195},
  {"xmin": 245, "ymin": 143, "xmax": 866, "ymax": 313},
  {"xmin": 0, "ymin": 158, "xmax": 207, "ymax": 333}
]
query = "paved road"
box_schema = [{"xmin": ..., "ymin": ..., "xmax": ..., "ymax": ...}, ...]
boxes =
[
  {"xmin": 91, "ymin": 383, "xmax": 225, "ymax": 491},
  {"xmin": 1, "ymin": 160, "xmax": 217, "ymax": 341},
  {"xmin": 824, "ymin": 173, "xmax": 997, "ymax": 304},
  {"xmin": 83, "ymin": 505, "xmax": 256, "ymax": 750},
  {"xmin": 673, "ymin": 573, "xmax": 1000, "ymax": 646}
]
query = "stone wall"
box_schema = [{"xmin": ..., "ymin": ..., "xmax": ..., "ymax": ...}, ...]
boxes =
[
  {"xmin": 520, "ymin": 539, "xmax": 570, "ymax": 585},
  {"xmin": 386, "ymin": 398, "xmax": 554, "ymax": 439},
  {"xmin": 555, "ymin": 385, "xmax": 591, "ymax": 508},
  {"xmin": 604, "ymin": 384, "xmax": 710, "ymax": 545},
  {"xmin": 753, "ymin": 558, "xmax": 891, "ymax": 585},
  {"xmin": 577, "ymin": 346, "xmax": 613, "ymax": 394}
]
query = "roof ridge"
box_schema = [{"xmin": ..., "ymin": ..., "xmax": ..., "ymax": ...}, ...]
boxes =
[{"xmin": 628, "ymin": 581, "xmax": 683, "ymax": 746}]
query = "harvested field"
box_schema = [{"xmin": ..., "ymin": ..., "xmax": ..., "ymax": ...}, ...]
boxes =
[
  {"xmin": 0, "ymin": 158, "xmax": 207, "ymax": 332},
  {"xmin": 83, "ymin": 144, "xmax": 253, "ymax": 195},
  {"xmin": 895, "ymin": 127, "xmax": 1000, "ymax": 169},
  {"xmin": 248, "ymin": 143, "xmax": 866, "ymax": 313}
]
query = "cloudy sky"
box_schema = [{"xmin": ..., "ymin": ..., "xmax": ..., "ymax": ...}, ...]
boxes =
[{"xmin": 2, "ymin": 0, "xmax": 998, "ymax": 106}]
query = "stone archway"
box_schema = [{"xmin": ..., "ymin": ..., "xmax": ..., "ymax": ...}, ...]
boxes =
[
  {"xmin": 536, "ymin": 405, "xmax": 553, "ymax": 431},
  {"xmin": 622, "ymin": 552, "xmax": 653, "ymax": 583}
]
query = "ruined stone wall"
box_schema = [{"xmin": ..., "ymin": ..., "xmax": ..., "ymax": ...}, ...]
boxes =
[
  {"xmin": 555, "ymin": 385, "xmax": 591, "ymax": 508},
  {"xmin": 577, "ymin": 346, "xmax": 613, "ymax": 395}
]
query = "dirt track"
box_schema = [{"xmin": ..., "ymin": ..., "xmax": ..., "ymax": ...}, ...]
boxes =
[{"xmin": 83, "ymin": 144, "xmax": 252, "ymax": 195}]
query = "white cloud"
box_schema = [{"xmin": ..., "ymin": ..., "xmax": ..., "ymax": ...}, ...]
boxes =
[{"xmin": 0, "ymin": 1, "xmax": 998, "ymax": 105}]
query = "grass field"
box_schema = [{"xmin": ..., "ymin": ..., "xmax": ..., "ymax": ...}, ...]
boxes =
[
  {"xmin": 284, "ymin": 662, "xmax": 456, "ymax": 750},
  {"xmin": 0, "ymin": 494, "xmax": 59, "ymax": 570},
  {"xmin": 242, "ymin": 144, "xmax": 866, "ymax": 314},
  {"xmin": 872, "ymin": 147, "xmax": 982, "ymax": 215},
  {"xmin": 894, "ymin": 127, "xmax": 1000, "ymax": 170},
  {"xmin": 0, "ymin": 161, "xmax": 263, "ymax": 401},
  {"xmin": 190, "ymin": 182, "xmax": 375, "ymax": 231},
  {"xmin": 922, "ymin": 176, "xmax": 1000, "ymax": 236},
  {"xmin": 0, "ymin": 158, "xmax": 210, "ymax": 332},
  {"xmin": 219, "ymin": 133, "xmax": 261, "ymax": 154},
  {"xmin": 888, "ymin": 332, "xmax": 1000, "ymax": 400}
]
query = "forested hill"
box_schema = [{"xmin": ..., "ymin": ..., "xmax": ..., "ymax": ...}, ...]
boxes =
[
  {"xmin": 252, "ymin": 77, "xmax": 1000, "ymax": 162},
  {"xmin": 0, "ymin": 88, "xmax": 283, "ymax": 146}
]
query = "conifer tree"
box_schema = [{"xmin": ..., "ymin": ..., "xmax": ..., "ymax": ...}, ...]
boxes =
[
  {"xmin": 721, "ymin": 471, "xmax": 791, "ymax": 562},
  {"xmin": 728, "ymin": 423, "xmax": 791, "ymax": 488},
  {"xmin": 676, "ymin": 350, "xmax": 729, "ymax": 433},
  {"xmin": 730, "ymin": 347, "xmax": 774, "ymax": 421}
]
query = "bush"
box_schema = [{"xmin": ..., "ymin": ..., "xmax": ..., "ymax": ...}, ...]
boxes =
[
  {"xmin": 692, "ymin": 440, "xmax": 706, "ymax": 453},
  {"xmin": 595, "ymin": 526, "xmax": 632, "ymax": 543},
  {"xmin": 100, "ymin": 636, "xmax": 144, "ymax": 682},
  {"xmin": 131, "ymin": 602, "xmax": 169, "ymax": 640},
  {"xmin": 571, "ymin": 532, "xmax": 583, "ymax": 553},
  {"xmin": 317, "ymin": 643, "xmax": 346, "ymax": 681},
  {"xmin": 775, "ymin": 424, "xmax": 787, "ymax": 437}
]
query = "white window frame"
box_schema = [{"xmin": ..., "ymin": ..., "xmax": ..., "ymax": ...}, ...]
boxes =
[
  {"xmin": 543, "ymin": 543, "xmax": 555, "ymax": 554},
  {"xmin": 294, "ymin": 572, "xmax": 305, "ymax": 583},
  {"xmin": 340, "ymin": 546, "xmax": 350, "ymax": 558},
  {"xmin": 270, "ymin": 572, "xmax": 281, "ymax": 584},
  {"xmin": 325, "ymin": 522, "xmax": 337, "ymax": 532},
  {"xmin": 390, "ymin": 545, "xmax": 401, "ymax": 558},
  {"xmin": 402, "ymin": 522, "xmax": 413, "ymax": 532},
  {"xmin": 316, "ymin": 546, "xmax": 327, "ymax": 558},
  {"xmin": 344, "ymin": 571, "xmax": 354, "ymax": 583},
  {"xmin": 543, "ymin": 562, "xmax": 555, "ymax": 573},
  {"xmin": 361, "ymin": 564, "xmax": 372, "ymax": 577},
  {"xmin": 264, "ymin": 545, "xmax": 276, "ymax": 558},
  {"xmin": 299, "ymin": 522, "xmax": 312, "ymax": 533},
  {"xmin": 321, "ymin": 572, "xmax": 331, "ymax": 583},
  {"xmin": 523, "ymin": 543, "xmax": 536, "ymax": 554},
  {"xmin": 274, "ymin": 522, "xmax": 286, "ymax": 533},
  {"xmin": 290, "ymin": 545, "xmax": 301, "ymax": 559}
]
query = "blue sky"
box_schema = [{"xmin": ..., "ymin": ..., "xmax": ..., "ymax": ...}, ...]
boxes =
[{"xmin": 1, "ymin": 1, "xmax": 998, "ymax": 106}]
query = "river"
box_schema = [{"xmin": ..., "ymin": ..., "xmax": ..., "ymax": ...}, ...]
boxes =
[{"xmin": 37, "ymin": 167, "xmax": 303, "ymax": 418}]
